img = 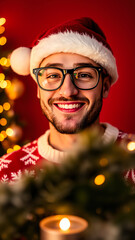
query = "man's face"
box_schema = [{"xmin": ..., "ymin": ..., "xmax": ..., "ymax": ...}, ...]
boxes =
[{"xmin": 37, "ymin": 53, "xmax": 110, "ymax": 134}]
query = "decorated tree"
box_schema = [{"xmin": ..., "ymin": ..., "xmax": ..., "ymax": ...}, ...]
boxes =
[{"xmin": 0, "ymin": 17, "xmax": 25, "ymax": 156}]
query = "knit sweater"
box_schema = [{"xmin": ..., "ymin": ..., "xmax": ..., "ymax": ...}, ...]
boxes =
[{"xmin": 0, "ymin": 123, "xmax": 133, "ymax": 183}]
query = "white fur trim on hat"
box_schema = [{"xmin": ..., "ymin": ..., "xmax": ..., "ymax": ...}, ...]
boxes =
[
  {"xmin": 10, "ymin": 47, "xmax": 31, "ymax": 75},
  {"xmin": 30, "ymin": 31, "xmax": 118, "ymax": 84}
]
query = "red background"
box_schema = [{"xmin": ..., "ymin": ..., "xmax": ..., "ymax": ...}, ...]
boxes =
[{"xmin": 1, "ymin": 0, "xmax": 135, "ymax": 142}]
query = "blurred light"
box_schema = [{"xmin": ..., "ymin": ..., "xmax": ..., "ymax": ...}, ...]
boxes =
[
  {"xmin": 1, "ymin": 131, "xmax": 7, "ymax": 138},
  {"xmin": 99, "ymin": 158, "xmax": 108, "ymax": 167},
  {"xmin": 94, "ymin": 174, "xmax": 105, "ymax": 186},
  {"xmin": 5, "ymin": 58, "xmax": 10, "ymax": 67},
  {"xmin": 13, "ymin": 145, "xmax": 21, "ymax": 151},
  {"xmin": 0, "ymin": 57, "xmax": 7, "ymax": 66},
  {"xmin": 6, "ymin": 80, "xmax": 11, "ymax": 88},
  {"xmin": 6, "ymin": 128, "xmax": 13, "ymax": 136},
  {"xmin": 0, "ymin": 118, "xmax": 7, "ymax": 126},
  {"xmin": 7, "ymin": 148, "xmax": 14, "ymax": 154},
  {"xmin": 0, "ymin": 36, "xmax": 7, "ymax": 45},
  {"xmin": 0, "ymin": 133, "xmax": 4, "ymax": 142},
  {"xmin": 0, "ymin": 26, "xmax": 5, "ymax": 34},
  {"xmin": 59, "ymin": 218, "xmax": 71, "ymax": 231},
  {"xmin": 0, "ymin": 73, "xmax": 5, "ymax": 81},
  {"xmin": 0, "ymin": 80, "xmax": 7, "ymax": 88},
  {"xmin": 3, "ymin": 102, "xmax": 10, "ymax": 111},
  {"xmin": 0, "ymin": 18, "xmax": 6, "ymax": 26},
  {"xmin": 127, "ymin": 141, "xmax": 135, "ymax": 151},
  {"xmin": 0, "ymin": 105, "xmax": 3, "ymax": 113}
]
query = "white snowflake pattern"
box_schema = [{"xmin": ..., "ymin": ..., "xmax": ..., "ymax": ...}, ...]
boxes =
[
  {"xmin": 20, "ymin": 146, "xmax": 39, "ymax": 165},
  {"xmin": 1, "ymin": 174, "xmax": 9, "ymax": 183},
  {"xmin": 0, "ymin": 157, "xmax": 12, "ymax": 171},
  {"xmin": 24, "ymin": 169, "xmax": 35, "ymax": 177},
  {"xmin": 11, "ymin": 170, "xmax": 22, "ymax": 181}
]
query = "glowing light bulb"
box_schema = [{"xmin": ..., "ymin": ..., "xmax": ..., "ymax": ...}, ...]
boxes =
[
  {"xmin": 0, "ymin": 73, "xmax": 5, "ymax": 81},
  {"xmin": 59, "ymin": 218, "xmax": 71, "ymax": 231},
  {"xmin": 7, "ymin": 148, "xmax": 13, "ymax": 154},
  {"xmin": 99, "ymin": 158, "xmax": 108, "ymax": 167},
  {"xmin": 0, "ymin": 118, "xmax": 7, "ymax": 126},
  {"xmin": 6, "ymin": 128, "xmax": 13, "ymax": 136},
  {"xmin": 13, "ymin": 145, "xmax": 21, "ymax": 151},
  {"xmin": 0, "ymin": 57, "xmax": 7, "ymax": 66},
  {"xmin": 0, "ymin": 18, "xmax": 6, "ymax": 26},
  {"xmin": 0, "ymin": 36, "xmax": 7, "ymax": 45},
  {"xmin": 0, "ymin": 26, "xmax": 5, "ymax": 34},
  {"xmin": 0, "ymin": 133, "xmax": 4, "ymax": 142},
  {"xmin": 3, "ymin": 102, "xmax": 10, "ymax": 111},
  {"xmin": 0, "ymin": 105, "xmax": 3, "ymax": 113},
  {"xmin": 94, "ymin": 174, "xmax": 105, "ymax": 186},
  {"xmin": 127, "ymin": 141, "xmax": 135, "ymax": 151}
]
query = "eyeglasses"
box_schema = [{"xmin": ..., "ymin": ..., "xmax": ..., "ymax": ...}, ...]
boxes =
[{"xmin": 33, "ymin": 65, "xmax": 103, "ymax": 91}]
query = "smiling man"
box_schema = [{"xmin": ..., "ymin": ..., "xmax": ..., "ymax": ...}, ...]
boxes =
[{"xmin": 0, "ymin": 17, "xmax": 132, "ymax": 182}]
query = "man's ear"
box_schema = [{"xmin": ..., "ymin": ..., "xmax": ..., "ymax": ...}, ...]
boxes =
[
  {"xmin": 102, "ymin": 76, "xmax": 111, "ymax": 98},
  {"xmin": 37, "ymin": 86, "xmax": 40, "ymax": 98}
]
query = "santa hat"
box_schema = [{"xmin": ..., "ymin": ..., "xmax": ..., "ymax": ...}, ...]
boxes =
[{"xmin": 10, "ymin": 17, "xmax": 118, "ymax": 84}]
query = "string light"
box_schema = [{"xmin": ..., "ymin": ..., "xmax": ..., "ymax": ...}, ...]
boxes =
[
  {"xmin": 0, "ymin": 105, "xmax": 3, "ymax": 113},
  {"xmin": 6, "ymin": 128, "xmax": 13, "ymax": 136},
  {"xmin": 94, "ymin": 174, "xmax": 105, "ymax": 186},
  {"xmin": 99, "ymin": 158, "xmax": 108, "ymax": 167},
  {"xmin": 0, "ymin": 18, "xmax": 6, "ymax": 26},
  {"xmin": 13, "ymin": 145, "xmax": 21, "ymax": 151},
  {"xmin": 7, "ymin": 148, "xmax": 13, "ymax": 154},
  {"xmin": 127, "ymin": 141, "xmax": 135, "ymax": 151},
  {"xmin": 0, "ymin": 26, "xmax": 5, "ymax": 34},
  {"xmin": 0, "ymin": 118, "xmax": 7, "ymax": 126},
  {"xmin": 0, "ymin": 80, "xmax": 7, "ymax": 88},
  {"xmin": 3, "ymin": 102, "xmax": 10, "ymax": 111},
  {"xmin": 0, "ymin": 133, "xmax": 4, "ymax": 142},
  {"xmin": 0, "ymin": 36, "xmax": 7, "ymax": 46},
  {"xmin": 0, "ymin": 73, "xmax": 5, "ymax": 81}
]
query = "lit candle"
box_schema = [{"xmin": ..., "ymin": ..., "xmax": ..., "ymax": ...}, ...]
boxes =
[{"xmin": 40, "ymin": 215, "xmax": 88, "ymax": 240}]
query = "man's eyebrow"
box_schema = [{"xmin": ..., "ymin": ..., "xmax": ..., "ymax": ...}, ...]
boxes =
[
  {"xmin": 44, "ymin": 63, "xmax": 64, "ymax": 67},
  {"xmin": 73, "ymin": 63, "xmax": 99, "ymax": 67}
]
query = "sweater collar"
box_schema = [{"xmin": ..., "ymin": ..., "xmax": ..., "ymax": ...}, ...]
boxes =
[{"xmin": 37, "ymin": 123, "xmax": 119, "ymax": 163}]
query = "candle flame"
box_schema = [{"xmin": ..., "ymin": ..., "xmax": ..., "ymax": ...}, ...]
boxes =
[{"xmin": 59, "ymin": 217, "xmax": 71, "ymax": 231}]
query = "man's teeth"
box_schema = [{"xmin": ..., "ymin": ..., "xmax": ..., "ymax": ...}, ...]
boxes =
[{"xmin": 57, "ymin": 103, "xmax": 82, "ymax": 109}]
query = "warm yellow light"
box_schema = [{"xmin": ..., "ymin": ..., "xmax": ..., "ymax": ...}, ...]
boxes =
[
  {"xmin": 7, "ymin": 148, "xmax": 14, "ymax": 154},
  {"xmin": 0, "ymin": 18, "xmax": 6, "ymax": 26},
  {"xmin": 0, "ymin": 80, "xmax": 7, "ymax": 88},
  {"xmin": 127, "ymin": 141, "xmax": 135, "ymax": 151},
  {"xmin": 0, "ymin": 118, "xmax": 7, "ymax": 126},
  {"xmin": 0, "ymin": 36, "xmax": 7, "ymax": 45},
  {"xmin": 5, "ymin": 58, "xmax": 10, "ymax": 67},
  {"xmin": 13, "ymin": 145, "xmax": 21, "ymax": 151},
  {"xmin": 6, "ymin": 80, "xmax": 11, "ymax": 88},
  {"xmin": 0, "ymin": 26, "xmax": 5, "ymax": 34},
  {"xmin": 1, "ymin": 130, "xmax": 7, "ymax": 138},
  {"xmin": 59, "ymin": 218, "xmax": 71, "ymax": 231},
  {"xmin": 6, "ymin": 128, "xmax": 13, "ymax": 136},
  {"xmin": 3, "ymin": 102, "xmax": 10, "ymax": 111},
  {"xmin": 0, "ymin": 133, "xmax": 4, "ymax": 142},
  {"xmin": 94, "ymin": 174, "xmax": 105, "ymax": 186},
  {"xmin": 0, "ymin": 105, "xmax": 3, "ymax": 113},
  {"xmin": 0, "ymin": 73, "xmax": 5, "ymax": 81},
  {"xmin": 99, "ymin": 158, "xmax": 108, "ymax": 167},
  {"xmin": 0, "ymin": 57, "xmax": 7, "ymax": 66}
]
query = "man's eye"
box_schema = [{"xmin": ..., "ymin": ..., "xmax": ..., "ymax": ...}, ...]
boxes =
[
  {"xmin": 47, "ymin": 74, "xmax": 61, "ymax": 79},
  {"xmin": 78, "ymin": 73, "xmax": 93, "ymax": 78}
]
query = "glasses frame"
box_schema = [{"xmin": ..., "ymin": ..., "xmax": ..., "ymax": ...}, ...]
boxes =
[{"xmin": 33, "ymin": 65, "xmax": 103, "ymax": 91}]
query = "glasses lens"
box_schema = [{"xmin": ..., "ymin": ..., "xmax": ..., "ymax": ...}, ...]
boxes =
[
  {"xmin": 73, "ymin": 67, "xmax": 99, "ymax": 89},
  {"xmin": 38, "ymin": 68, "xmax": 63, "ymax": 90}
]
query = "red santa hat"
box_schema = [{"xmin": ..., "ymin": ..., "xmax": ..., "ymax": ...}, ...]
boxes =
[{"xmin": 10, "ymin": 17, "xmax": 118, "ymax": 84}]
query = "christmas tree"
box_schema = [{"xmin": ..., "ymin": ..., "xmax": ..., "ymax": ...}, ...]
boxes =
[{"xmin": 0, "ymin": 17, "xmax": 25, "ymax": 156}]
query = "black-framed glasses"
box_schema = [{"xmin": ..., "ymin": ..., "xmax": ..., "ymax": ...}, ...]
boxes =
[{"xmin": 33, "ymin": 65, "xmax": 103, "ymax": 91}]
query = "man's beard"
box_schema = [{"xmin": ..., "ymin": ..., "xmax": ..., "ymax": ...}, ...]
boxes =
[{"xmin": 40, "ymin": 95, "xmax": 103, "ymax": 134}]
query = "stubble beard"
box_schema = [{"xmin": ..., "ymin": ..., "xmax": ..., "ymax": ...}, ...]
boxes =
[{"xmin": 40, "ymin": 95, "xmax": 103, "ymax": 134}]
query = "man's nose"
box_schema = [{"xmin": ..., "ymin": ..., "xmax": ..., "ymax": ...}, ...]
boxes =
[{"xmin": 58, "ymin": 74, "xmax": 79, "ymax": 97}]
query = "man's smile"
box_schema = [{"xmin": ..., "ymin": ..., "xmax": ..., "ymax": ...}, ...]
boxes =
[{"xmin": 53, "ymin": 102, "xmax": 85, "ymax": 113}]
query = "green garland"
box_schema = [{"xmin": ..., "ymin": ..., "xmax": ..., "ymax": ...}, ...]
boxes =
[{"xmin": 0, "ymin": 129, "xmax": 135, "ymax": 240}]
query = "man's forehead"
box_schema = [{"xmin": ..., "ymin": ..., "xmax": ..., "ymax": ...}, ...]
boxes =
[{"xmin": 40, "ymin": 53, "xmax": 100, "ymax": 68}]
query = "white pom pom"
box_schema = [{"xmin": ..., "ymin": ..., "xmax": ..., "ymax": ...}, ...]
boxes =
[{"xmin": 10, "ymin": 47, "xmax": 31, "ymax": 75}]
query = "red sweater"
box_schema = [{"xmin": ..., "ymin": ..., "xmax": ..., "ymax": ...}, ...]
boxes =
[{"xmin": 0, "ymin": 123, "xmax": 134, "ymax": 183}]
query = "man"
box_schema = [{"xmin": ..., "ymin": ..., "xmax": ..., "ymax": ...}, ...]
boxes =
[{"xmin": 0, "ymin": 17, "xmax": 133, "ymax": 182}]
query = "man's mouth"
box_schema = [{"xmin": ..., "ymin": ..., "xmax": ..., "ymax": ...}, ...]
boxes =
[{"xmin": 54, "ymin": 102, "xmax": 85, "ymax": 112}]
